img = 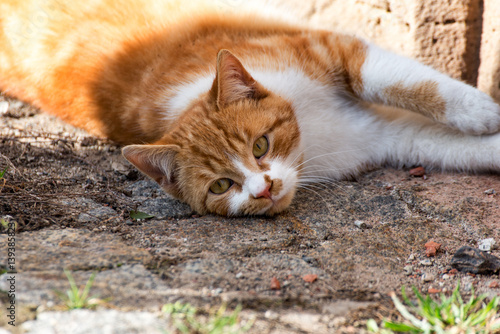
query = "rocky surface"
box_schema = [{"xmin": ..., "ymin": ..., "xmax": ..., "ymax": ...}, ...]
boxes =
[
  {"xmin": 1, "ymin": 97, "xmax": 500, "ymax": 333},
  {"xmin": 22, "ymin": 310, "xmax": 170, "ymax": 334}
]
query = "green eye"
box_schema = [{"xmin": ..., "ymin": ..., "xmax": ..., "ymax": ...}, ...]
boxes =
[
  {"xmin": 253, "ymin": 136, "xmax": 269, "ymax": 158},
  {"xmin": 209, "ymin": 178, "xmax": 233, "ymax": 194}
]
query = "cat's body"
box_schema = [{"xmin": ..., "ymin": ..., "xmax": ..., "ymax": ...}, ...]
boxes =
[{"xmin": 2, "ymin": 0, "xmax": 500, "ymax": 216}]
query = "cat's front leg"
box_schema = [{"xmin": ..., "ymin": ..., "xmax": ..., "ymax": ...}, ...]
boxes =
[
  {"xmin": 355, "ymin": 43, "xmax": 500, "ymax": 135},
  {"xmin": 378, "ymin": 109, "xmax": 500, "ymax": 173}
]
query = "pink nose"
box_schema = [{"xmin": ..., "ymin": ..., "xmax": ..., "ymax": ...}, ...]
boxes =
[{"xmin": 255, "ymin": 183, "xmax": 272, "ymax": 199}]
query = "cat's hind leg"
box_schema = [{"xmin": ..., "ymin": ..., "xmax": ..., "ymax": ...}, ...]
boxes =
[{"xmin": 350, "ymin": 43, "xmax": 500, "ymax": 135}]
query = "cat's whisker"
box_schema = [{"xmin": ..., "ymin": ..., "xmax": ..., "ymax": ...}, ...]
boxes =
[
  {"xmin": 294, "ymin": 183, "xmax": 337, "ymax": 215},
  {"xmin": 297, "ymin": 165, "xmax": 357, "ymax": 173},
  {"xmin": 293, "ymin": 147, "xmax": 369, "ymax": 171},
  {"xmin": 297, "ymin": 175, "xmax": 351, "ymax": 197},
  {"xmin": 300, "ymin": 179, "xmax": 341, "ymax": 190},
  {"xmin": 296, "ymin": 165, "xmax": 361, "ymax": 178},
  {"xmin": 284, "ymin": 143, "xmax": 327, "ymax": 170}
]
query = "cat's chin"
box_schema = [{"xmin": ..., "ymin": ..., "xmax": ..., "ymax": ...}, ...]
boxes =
[{"xmin": 259, "ymin": 191, "xmax": 296, "ymax": 216}]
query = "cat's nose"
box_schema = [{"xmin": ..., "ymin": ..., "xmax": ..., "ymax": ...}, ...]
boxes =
[{"xmin": 255, "ymin": 181, "xmax": 273, "ymax": 199}]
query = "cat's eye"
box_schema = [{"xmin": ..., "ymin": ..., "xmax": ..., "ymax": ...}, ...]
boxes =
[
  {"xmin": 209, "ymin": 178, "xmax": 234, "ymax": 194},
  {"xmin": 253, "ymin": 136, "xmax": 269, "ymax": 158}
]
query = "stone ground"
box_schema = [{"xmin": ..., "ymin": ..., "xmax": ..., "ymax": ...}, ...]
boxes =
[{"xmin": 0, "ymin": 94, "xmax": 499, "ymax": 333}]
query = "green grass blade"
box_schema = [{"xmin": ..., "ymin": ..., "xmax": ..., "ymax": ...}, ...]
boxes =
[
  {"xmin": 390, "ymin": 292, "xmax": 428, "ymax": 330},
  {"xmin": 64, "ymin": 269, "xmax": 79, "ymax": 293},
  {"xmin": 59, "ymin": 270, "xmax": 99, "ymax": 309},
  {"xmin": 80, "ymin": 272, "xmax": 96, "ymax": 302},
  {"xmin": 366, "ymin": 319, "xmax": 380, "ymax": 332},
  {"xmin": 383, "ymin": 320, "xmax": 422, "ymax": 332},
  {"xmin": 370, "ymin": 282, "xmax": 500, "ymax": 334}
]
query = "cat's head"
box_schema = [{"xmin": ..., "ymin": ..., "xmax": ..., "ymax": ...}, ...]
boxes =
[{"xmin": 122, "ymin": 50, "xmax": 303, "ymax": 216}]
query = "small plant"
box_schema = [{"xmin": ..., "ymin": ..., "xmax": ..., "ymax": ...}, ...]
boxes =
[
  {"xmin": 55, "ymin": 269, "xmax": 100, "ymax": 310},
  {"xmin": 162, "ymin": 301, "xmax": 253, "ymax": 334},
  {"xmin": 0, "ymin": 167, "xmax": 7, "ymax": 179},
  {"xmin": 367, "ymin": 283, "xmax": 500, "ymax": 334},
  {"xmin": 0, "ymin": 167, "xmax": 6, "ymax": 190}
]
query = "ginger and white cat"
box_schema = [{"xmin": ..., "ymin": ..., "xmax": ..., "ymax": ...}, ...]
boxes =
[{"xmin": 2, "ymin": 0, "xmax": 500, "ymax": 216}]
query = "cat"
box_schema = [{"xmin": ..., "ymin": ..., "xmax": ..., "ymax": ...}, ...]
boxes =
[{"xmin": 2, "ymin": 0, "xmax": 500, "ymax": 216}]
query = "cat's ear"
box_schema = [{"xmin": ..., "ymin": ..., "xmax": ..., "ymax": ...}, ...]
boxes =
[
  {"xmin": 122, "ymin": 144, "xmax": 181, "ymax": 198},
  {"xmin": 210, "ymin": 49, "xmax": 267, "ymax": 109}
]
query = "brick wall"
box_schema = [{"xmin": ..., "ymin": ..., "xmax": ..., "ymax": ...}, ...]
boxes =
[{"xmin": 270, "ymin": 0, "xmax": 500, "ymax": 103}]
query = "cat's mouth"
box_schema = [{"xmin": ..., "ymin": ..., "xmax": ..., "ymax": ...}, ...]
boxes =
[
  {"xmin": 259, "ymin": 189, "xmax": 296, "ymax": 216},
  {"xmin": 231, "ymin": 187, "xmax": 296, "ymax": 216},
  {"xmin": 258, "ymin": 173, "xmax": 298, "ymax": 216}
]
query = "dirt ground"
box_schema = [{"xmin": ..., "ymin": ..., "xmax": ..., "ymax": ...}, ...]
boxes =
[{"xmin": 1, "ymin": 93, "xmax": 500, "ymax": 333}]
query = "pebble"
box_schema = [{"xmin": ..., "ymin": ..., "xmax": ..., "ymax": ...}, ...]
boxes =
[
  {"xmin": 442, "ymin": 274, "xmax": 450, "ymax": 280},
  {"xmin": 264, "ymin": 310, "xmax": 279, "ymax": 320},
  {"xmin": 419, "ymin": 259, "xmax": 433, "ymax": 266},
  {"xmin": 421, "ymin": 272, "xmax": 435, "ymax": 282},
  {"xmin": 270, "ymin": 277, "xmax": 281, "ymax": 290},
  {"xmin": 403, "ymin": 265, "xmax": 413, "ymax": 275},
  {"xmin": 424, "ymin": 240, "xmax": 441, "ymax": 257},
  {"xmin": 303, "ymin": 274, "xmax": 318, "ymax": 283},
  {"xmin": 235, "ymin": 272, "xmax": 243, "ymax": 279},
  {"xmin": 354, "ymin": 220, "xmax": 368, "ymax": 229},
  {"xmin": 0, "ymin": 101, "xmax": 9, "ymax": 114},
  {"xmin": 489, "ymin": 281, "xmax": 499, "ymax": 288},
  {"xmin": 259, "ymin": 237, "xmax": 268, "ymax": 241},
  {"xmin": 484, "ymin": 189, "xmax": 496, "ymax": 195},
  {"xmin": 111, "ymin": 160, "xmax": 129, "ymax": 174},
  {"xmin": 407, "ymin": 254, "xmax": 415, "ymax": 262},
  {"xmin": 409, "ymin": 166, "xmax": 426, "ymax": 177},
  {"xmin": 478, "ymin": 238, "xmax": 496, "ymax": 252},
  {"xmin": 451, "ymin": 246, "xmax": 500, "ymax": 274}
]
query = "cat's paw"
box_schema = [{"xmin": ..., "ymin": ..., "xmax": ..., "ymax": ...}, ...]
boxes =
[{"xmin": 444, "ymin": 85, "xmax": 500, "ymax": 135}]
